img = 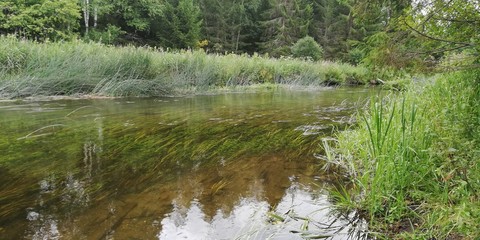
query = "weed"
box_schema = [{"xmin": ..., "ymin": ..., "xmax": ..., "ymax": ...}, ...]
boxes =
[
  {"xmin": 322, "ymin": 71, "xmax": 480, "ymax": 238},
  {"xmin": 0, "ymin": 36, "xmax": 371, "ymax": 98}
]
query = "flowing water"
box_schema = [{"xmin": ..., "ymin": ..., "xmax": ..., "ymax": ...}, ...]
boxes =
[{"xmin": 0, "ymin": 88, "xmax": 377, "ymax": 240}]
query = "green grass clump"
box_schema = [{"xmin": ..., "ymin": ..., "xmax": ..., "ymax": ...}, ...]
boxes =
[
  {"xmin": 323, "ymin": 70, "xmax": 480, "ymax": 239},
  {"xmin": 0, "ymin": 36, "xmax": 370, "ymax": 98}
]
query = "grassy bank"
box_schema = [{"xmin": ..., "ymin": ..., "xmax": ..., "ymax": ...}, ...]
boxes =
[
  {"xmin": 323, "ymin": 70, "xmax": 479, "ymax": 238},
  {"xmin": 0, "ymin": 36, "xmax": 369, "ymax": 98}
]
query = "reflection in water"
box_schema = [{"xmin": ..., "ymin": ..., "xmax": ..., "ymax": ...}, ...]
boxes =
[
  {"xmin": 25, "ymin": 177, "xmax": 62, "ymax": 240},
  {"xmin": 0, "ymin": 88, "xmax": 377, "ymax": 239},
  {"xmin": 159, "ymin": 198, "xmax": 269, "ymax": 240},
  {"xmin": 24, "ymin": 126, "xmax": 104, "ymax": 239},
  {"xmin": 27, "ymin": 213, "xmax": 60, "ymax": 240},
  {"xmin": 62, "ymin": 174, "xmax": 89, "ymax": 207},
  {"xmin": 158, "ymin": 181, "xmax": 367, "ymax": 240}
]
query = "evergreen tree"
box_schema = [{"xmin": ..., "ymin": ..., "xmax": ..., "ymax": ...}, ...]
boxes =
[
  {"xmin": 156, "ymin": 0, "xmax": 203, "ymax": 49},
  {"xmin": 96, "ymin": 0, "xmax": 163, "ymax": 45},
  {"xmin": 352, "ymin": 0, "xmax": 420, "ymax": 69},
  {"xmin": 241, "ymin": 0, "xmax": 266, "ymax": 54},
  {"xmin": 309, "ymin": 0, "xmax": 355, "ymax": 59},
  {"xmin": 259, "ymin": 0, "xmax": 312, "ymax": 57},
  {"xmin": 199, "ymin": 0, "xmax": 261, "ymax": 53},
  {"xmin": 199, "ymin": 0, "xmax": 227, "ymax": 51}
]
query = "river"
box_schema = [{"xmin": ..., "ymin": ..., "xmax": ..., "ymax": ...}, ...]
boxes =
[{"xmin": 0, "ymin": 87, "xmax": 376, "ymax": 239}]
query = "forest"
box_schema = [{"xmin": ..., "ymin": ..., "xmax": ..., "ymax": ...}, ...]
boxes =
[
  {"xmin": 1, "ymin": 0, "xmax": 476, "ymax": 68},
  {"xmin": 2, "ymin": 0, "xmax": 362, "ymax": 59},
  {"xmin": 0, "ymin": 0, "xmax": 479, "ymax": 239}
]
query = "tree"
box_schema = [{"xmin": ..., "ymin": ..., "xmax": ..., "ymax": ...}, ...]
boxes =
[
  {"xmin": 80, "ymin": 0, "xmax": 114, "ymax": 35},
  {"xmin": 259, "ymin": 0, "xmax": 313, "ymax": 57},
  {"xmin": 199, "ymin": 0, "xmax": 227, "ymax": 51},
  {"xmin": 311, "ymin": 0, "xmax": 351, "ymax": 59},
  {"xmin": 345, "ymin": 0, "xmax": 422, "ymax": 69},
  {"xmin": 403, "ymin": 0, "xmax": 479, "ymax": 65},
  {"xmin": 199, "ymin": 0, "xmax": 262, "ymax": 53},
  {"xmin": 112, "ymin": 0, "xmax": 163, "ymax": 32},
  {"xmin": 352, "ymin": 0, "xmax": 479, "ymax": 70},
  {"xmin": 0, "ymin": 0, "xmax": 80, "ymax": 41},
  {"xmin": 155, "ymin": 0, "xmax": 203, "ymax": 49}
]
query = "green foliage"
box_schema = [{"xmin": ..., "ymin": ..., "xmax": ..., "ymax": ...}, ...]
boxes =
[
  {"xmin": 200, "ymin": 0, "xmax": 263, "ymax": 53},
  {"xmin": 259, "ymin": 0, "xmax": 313, "ymax": 57},
  {"xmin": 0, "ymin": 0, "xmax": 80, "ymax": 41},
  {"xmin": 350, "ymin": 0, "xmax": 480, "ymax": 71},
  {"xmin": 0, "ymin": 37, "xmax": 369, "ymax": 98},
  {"xmin": 324, "ymin": 70, "xmax": 480, "ymax": 238},
  {"xmin": 345, "ymin": 47, "xmax": 364, "ymax": 65},
  {"xmin": 311, "ymin": 0, "xmax": 357, "ymax": 60},
  {"xmin": 86, "ymin": 25, "xmax": 125, "ymax": 45},
  {"xmin": 109, "ymin": 0, "xmax": 163, "ymax": 31},
  {"xmin": 156, "ymin": 0, "xmax": 203, "ymax": 49},
  {"xmin": 411, "ymin": 0, "xmax": 479, "ymax": 45},
  {"xmin": 291, "ymin": 36, "xmax": 323, "ymax": 61}
]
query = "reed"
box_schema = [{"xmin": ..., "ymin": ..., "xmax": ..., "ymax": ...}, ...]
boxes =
[
  {"xmin": 322, "ymin": 70, "xmax": 480, "ymax": 238},
  {"xmin": 0, "ymin": 36, "xmax": 370, "ymax": 98}
]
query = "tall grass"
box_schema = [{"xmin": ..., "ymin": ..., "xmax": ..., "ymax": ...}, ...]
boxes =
[
  {"xmin": 323, "ymin": 70, "xmax": 480, "ymax": 239},
  {"xmin": 0, "ymin": 36, "xmax": 369, "ymax": 98}
]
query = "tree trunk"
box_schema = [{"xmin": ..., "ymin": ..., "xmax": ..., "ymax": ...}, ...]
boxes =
[
  {"xmin": 94, "ymin": 6, "xmax": 98, "ymax": 28},
  {"xmin": 83, "ymin": 0, "xmax": 90, "ymax": 34},
  {"xmin": 235, "ymin": 29, "xmax": 241, "ymax": 52},
  {"xmin": 345, "ymin": 11, "xmax": 354, "ymax": 51}
]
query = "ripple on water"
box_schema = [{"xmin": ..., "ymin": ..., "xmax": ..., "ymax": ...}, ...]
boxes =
[
  {"xmin": 295, "ymin": 125, "xmax": 330, "ymax": 136},
  {"xmin": 0, "ymin": 89, "xmax": 376, "ymax": 239}
]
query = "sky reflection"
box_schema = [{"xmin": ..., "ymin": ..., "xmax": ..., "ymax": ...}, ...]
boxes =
[{"xmin": 158, "ymin": 181, "xmax": 367, "ymax": 240}]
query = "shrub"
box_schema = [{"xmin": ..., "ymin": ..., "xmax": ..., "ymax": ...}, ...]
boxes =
[
  {"xmin": 85, "ymin": 25, "xmax": 125, "ymax": 45},
  {"xmin": 291, "ymin": 36, "xmax": 323, "ymax": 61},
  {"xmin": 346, "ymin": 47, "xmax": 365, "ymax": 65}
]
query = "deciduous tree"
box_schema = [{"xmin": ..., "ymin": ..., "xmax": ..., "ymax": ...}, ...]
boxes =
[{"xmin": 0, "ymin": 0, "xmax": 80, "ymax": 41}]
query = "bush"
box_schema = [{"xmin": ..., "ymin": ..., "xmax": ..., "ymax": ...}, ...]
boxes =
[
  {"xmin": 291, "ymin": 36, "xmax": 323, "ymax": 61},
  {"xmin": 85, "ymin": 25, "xmax": 125, "ymax": 45},
  {"xmin": 346, "ymin": 47, "xmax": 365, "ymax": 65}
]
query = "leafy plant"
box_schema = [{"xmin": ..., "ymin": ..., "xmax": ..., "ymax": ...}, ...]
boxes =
[
  {"xmin": 291, "ymin": 36, "xmax": 323, "ymax": 61},
  {"xmin": 0, "ymin": 37, "xmax": 370, "ymax": 98},
  {"xmin": 85, "ymin": 25, "xmax": 125, "ymax": 45},
  {"xmin": 323, "ymin": 71, "xmax": 480, "ymax": 238}
]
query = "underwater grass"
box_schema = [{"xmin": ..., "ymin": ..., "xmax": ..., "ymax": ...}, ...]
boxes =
[
  {"xmin": 0, "ymin": 36, "xmax": 370, "ymax": 98},
  {"xmin": 322, "ymin": 70, "xmax": 480, "ymax": 239}
]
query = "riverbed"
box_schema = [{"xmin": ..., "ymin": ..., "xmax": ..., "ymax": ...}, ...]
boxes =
[{"xmin": 0, "ymin": 88, "xmax": 376, "ymax": 239}]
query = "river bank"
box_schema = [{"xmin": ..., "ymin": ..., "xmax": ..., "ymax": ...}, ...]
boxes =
[
  {"xmin": 0, "ymin": 36, "xmax": 370, "ymax": 99},
  {"xmin": 323, "ymin": 70, "xmax": 480, "ymax": 239}
]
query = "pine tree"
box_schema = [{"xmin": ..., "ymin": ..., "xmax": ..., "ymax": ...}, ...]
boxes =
[
  {"xmin": 309, "ymin": 0, "xmax": 352, "ymax": 59},
  {"xmin": 156, "ymin": 0, "xmax": 202, "ymax": 49},
  {"xmin": 259, "ymin": 0, "xmax": 312, "ymax": 57},
  {"xmin": 199, "ymin": 0, "xmax": 261, "ymax": 53}
]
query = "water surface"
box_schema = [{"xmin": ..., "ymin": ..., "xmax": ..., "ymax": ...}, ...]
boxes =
[{"xmin": 0, "ymin": 88, "xmax": 375, "ymax": 239}]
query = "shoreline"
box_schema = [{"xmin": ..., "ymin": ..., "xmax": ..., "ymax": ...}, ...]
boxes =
[
  {"xmin": 0, "ymin": 83, "xmax": 367, "ymax": 102},
  {"xmin": 0, "ymin": 37, "xmax": 371, "ymax": 100}
]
